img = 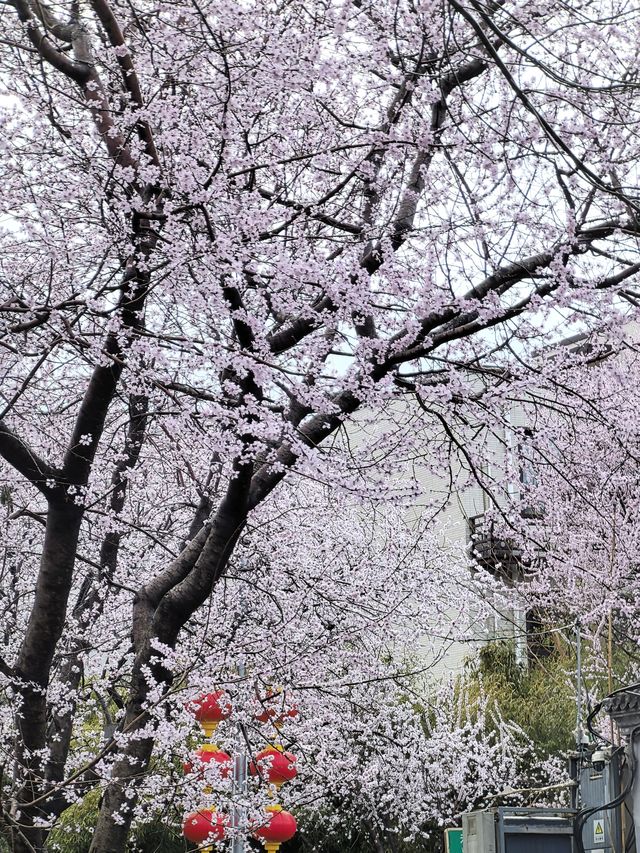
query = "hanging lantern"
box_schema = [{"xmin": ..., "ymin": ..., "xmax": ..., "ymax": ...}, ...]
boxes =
[
  {"xmin": 254, "ymin": 689, "xmax": 299, "ymax": 728},
  {"xmin": 186, "ymin": 691, "xmax": 232, "ymax": 738},
  {"xmin": 254, "ymin": 704, "xmax": 299, "ymax": 727},
  {"xmin": 183, "ymin": 744, "xmax": 233, "ymax": 780},
  {"xmin": 253, "ymin": 804, "xmax": 297, "ymax": 853},
  {"xmin": 249, "ymin": 745, "xmax": 297, "ymax": 788},
  {"xmin": 182, "ymin": 808, "xmax": 228, "ymax": 845}
]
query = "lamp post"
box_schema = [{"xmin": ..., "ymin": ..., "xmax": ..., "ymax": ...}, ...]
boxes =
[{"xmin": 231, "ymin": 663, "xmax": 248, "ymax": 853}]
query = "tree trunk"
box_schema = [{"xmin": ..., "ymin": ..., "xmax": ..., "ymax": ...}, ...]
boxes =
[
  {"xmin": 87, "ymin": 653, "xmax": 159, "ymax": 853},
  {"xmin": 11, "ymin": 502, "xmax": 84, "ymax": 853}
]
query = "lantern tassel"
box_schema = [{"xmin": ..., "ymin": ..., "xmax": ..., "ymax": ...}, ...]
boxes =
[{"xmin": 201, "ymin": 720, "xmax": 220, "ymax": 739}]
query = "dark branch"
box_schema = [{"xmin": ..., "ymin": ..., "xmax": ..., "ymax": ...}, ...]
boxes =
[{"xmin": 0, "ymin": 423, "xmax": 60, "ymax": 496}]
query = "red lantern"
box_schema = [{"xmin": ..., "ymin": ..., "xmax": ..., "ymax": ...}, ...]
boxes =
[
  {"xmin": 254, "ymin": 704, "xmax": 299, "ymax": 726},
  {"xmin": 183, "ymin": 745, "xmax": 232, "ymax": 779},
  {"xmin": 182, "ymin": 809, "xmax": 228, "ymax": 844},
  {"xmin": 253, "ymin": 805, "xmax": 297, "ymax": 853},
  {"xmin": 254, "ymin": 690, "xmax": 299, "ymax": 727},
  {"xmin": 186, "ymin": 691, "xmax": 232, "ymax": 737},
  {"xmin": 249, "ymin": 746, "xmax": 297, "ymax": 788}
]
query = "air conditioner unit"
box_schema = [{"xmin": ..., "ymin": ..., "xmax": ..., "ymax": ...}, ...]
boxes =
[{"xmin": 463, "ymin": 810, "xmax": 497, "ymax": 853}]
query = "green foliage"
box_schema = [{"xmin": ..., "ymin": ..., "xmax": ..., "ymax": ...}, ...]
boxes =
[
  {"xmin": 47, "ymin": 790, "xmax": 102, "ymax": 853},
  {"xmin": 47, "ymin": 790, "xmax": 185, "ymax": 853},
  {"xmin": 465, "ymin": 622, "xmax": 640, "ymax": 764},
  {"xmin": 46, "ymin": 799, "xmax": 438, "ymax": 853},
  {"xmin": 467, "ymin": 640, "xmax": 576, "ymax": 755},
  {"xmin": 465, "ymin": 640, "xmax": 576, "ymax": 758},
  {"xmin": 126, "ymin": 811, "xmax": 184, "ymax": 853}
]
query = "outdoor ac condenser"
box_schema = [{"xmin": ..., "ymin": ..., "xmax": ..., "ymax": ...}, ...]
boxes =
[
  {"xmin": 463, "ymin": 810, "xmax": 497, "ymax": 853},
  {"xmin": 462, "ymin": 807, "xmax": 575, "ymax": 853}
]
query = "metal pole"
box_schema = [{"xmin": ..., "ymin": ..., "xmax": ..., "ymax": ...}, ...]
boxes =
[
  {"xmin": 576, "ymin": 619, "xmax": 582, "ymax": 750},
  {"xmin": 231, "ymin": 662, "xmax": 247, "ymax": 853}
]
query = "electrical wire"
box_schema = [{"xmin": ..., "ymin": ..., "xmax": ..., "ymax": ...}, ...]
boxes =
[
  {"xmin": 587, "ymin": 702, "xmax": 613, "ymax": 745},
  {"xmin": 624, "ymin": 801, "xmax": 636, "ymax": 853}
]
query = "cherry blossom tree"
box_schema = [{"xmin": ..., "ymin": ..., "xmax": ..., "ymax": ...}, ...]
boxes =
[
  {"xmin": 292, "ymin": 678, "xmax": 549, "ymax": 853},
  {"xmin": 3, "ymin": 475, "xmax": 534, "ymax": 851},
  {"xmin": 1, "ymin": 0, "xmax": 640, "ymax": 849},
  {"xmin": 482, "ymin": 336, "xmax": 640, "ymax": 673}
]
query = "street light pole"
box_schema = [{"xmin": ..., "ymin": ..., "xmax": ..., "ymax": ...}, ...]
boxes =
[{"xmin": 232, "ymin": 662, "xmax": 248, "ymax": 853}]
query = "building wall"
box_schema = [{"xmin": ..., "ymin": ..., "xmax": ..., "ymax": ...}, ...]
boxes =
[
  {"xmin": 346, "ymin": 393, "xmax": 534, "ymax": 682},
  {"xmin": 402, "ymin": 402, "xmax": 530, "ymax": 682}
]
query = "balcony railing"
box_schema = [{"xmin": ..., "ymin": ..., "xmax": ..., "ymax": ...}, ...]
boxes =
[
  {"xmin": 468, "ymin": 514, "xmax": 523, "ymax": 578},
  {"xmin": 468, "ymin": 512, "xmax": 545, "ymax": 579}
]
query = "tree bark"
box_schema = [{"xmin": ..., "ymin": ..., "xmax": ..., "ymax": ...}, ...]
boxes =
[
  {"xmin": 10, "ymin": 502, "xmax": 84, "ymax": 853},
  {"xmin": 87, "ymin": 651, "xmax": 159, "ymax": 853},
  {"xmin": 45, "ymin": 395, "xmax": 148, "ymax": 788}
]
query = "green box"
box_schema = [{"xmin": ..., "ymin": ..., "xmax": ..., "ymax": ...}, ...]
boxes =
[{"xmin": 445, "ymin": 827, "xmax": 463, "ymax": 853}]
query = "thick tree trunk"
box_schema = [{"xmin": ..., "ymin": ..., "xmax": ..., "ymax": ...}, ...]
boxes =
[
  {"xmin": 10, "ymin": 502, "xmax": 84, "ymax": 853},
  {"xmin": 87, "ymin": 653, "xmax": 159, "ymax": 853},
  {"xmin": 45, "ymin": 394, "xmax": 149, "ymax": 807}
]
